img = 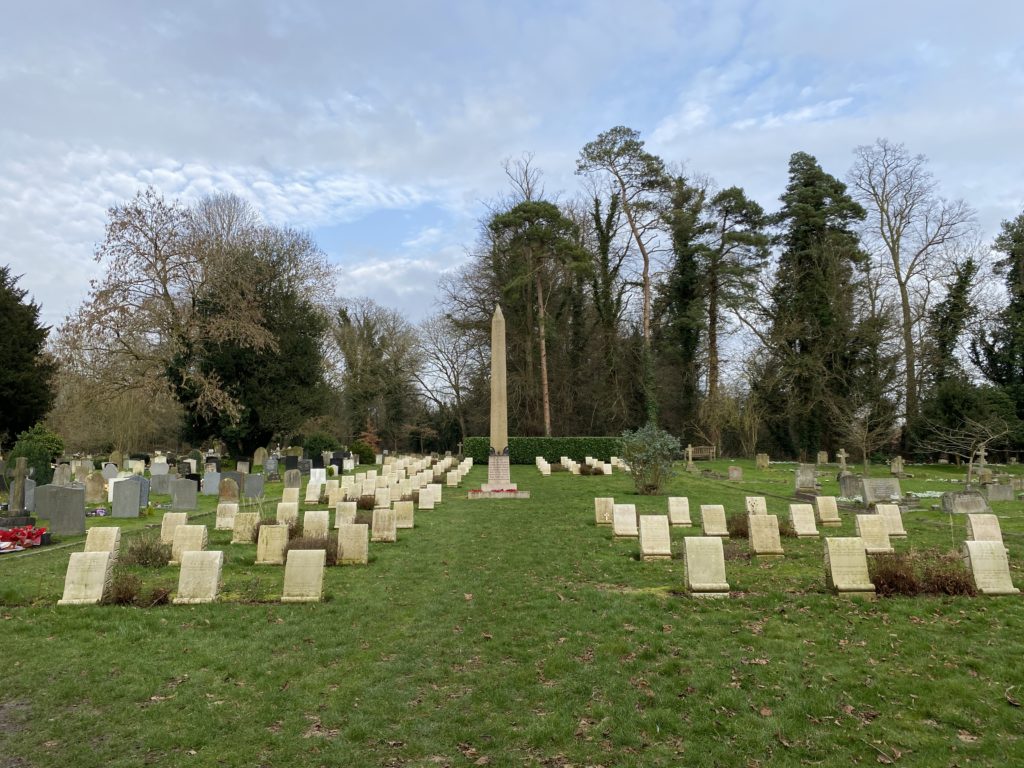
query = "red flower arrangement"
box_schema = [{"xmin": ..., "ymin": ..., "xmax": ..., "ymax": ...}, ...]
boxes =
[{"xmin": 0, "ymin": 525, "xmax": 47, "ymax": 551}]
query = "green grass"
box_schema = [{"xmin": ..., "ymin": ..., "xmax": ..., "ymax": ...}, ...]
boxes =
[{"xmin": 1, "ymin": 460, "xmax": 1022, "ymax": 766}]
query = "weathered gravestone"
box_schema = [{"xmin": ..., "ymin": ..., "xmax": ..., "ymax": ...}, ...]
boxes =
[
  {"xmin": 612, "ymin": 504, "xmax": 639, "ymax": 538},
  {"xmin": 53, "ymin": 463, "xmax": 72, "ymax": 487},
  {"xmin": 58, "ymin": 552, "xmax": 112, "ymax": 605},
  {"xmin": 221, "ymin": 471, "xmax": 244, "ymax": 497},
  {"xmin": 337, "ymin": 523, "xmax": 369, "ymax": 565},
  {"xmin": 875, "ymin": 503, "xmax": 907, "ymax": 537},
  {"xmin": 755, "ymin": 453, "xmax": 770, "ymax": 471},
  {"xmin": 236, "ymin": 460, "xmax": 250, "ymax": 474},
  {"xmin": 749, "ymin": 514, "xmax": 784, "ymax": 557},
  {"xmin": 966, "ymin": 514, "xmax": 1006, "ymax": 549},
  {"xmin": 824, "ymin": 538, "xmax": 875, "ymax": 596},
  {"xmin": 836, "ymin": 449, "xmax": 849, "ymax": 470},
  {"xmin": 789, "ymin": 504, "xmax": 819, "ymax": 538},
  {"xmin": 962, "ymin": 541, "xmax": 1019, "ymax": 595},
  {"xmin": 683, "ymin": 537, "xmax": 729, "ymax": 597},
  {"xmin": 371, "ymin": 508, "xmax": 397, "ymax": 542},
  {"xmin": 700, "ymin": 505, "xmax": 729, "ymax": 537},
  {"xmin": 126, "ymin": 475, "xmax": 150, "ymax": 508},
  {"xmin": 160, "ymin": 512, "xmax": 188, "ymax": 544},
  {"xmin": 24, "ymin": 478, "xmax": 36, "ymax": 513},
  {"xmin": 394, "ymin": 501, "xmax": 414, "ymax": 530},
  {"xmin": 418, "ymin": 487, "xmax": 435, "ymax": 511},
  {"xmin": 218, "ymin": 477, "xmax": 239, "ymax": 502},
  {"xmin": 35, "ymin": 485, "xmax": 85, "ymax": 535},
  {"xmin": 745, "ymin": 496, "xmax": 767, "ymax": 515},
  {"xmin": 855, "ymin": 515, "xmax": 893, "ymax": 554},
  {"xmin": 941, "ymin": 490, "xmax": 989, "ymax": 515},
  {"xmin": 816, "ymin": 451, "xmax": 829, "ymax": 465},
  {"xmin": 305, "ymin": 482, "xmax": 323, "ymax": 505},
  {"xmin": 302, "ymin": 510, "xmax": 330, "ymax": 540},
  {"xmin": 335, "ymin": 501, "xmax": 357, "ymax": 526},
  {"xmin": 667, "ymin": 497, "xmax": 692, "ymax": 526},
  {"xmin": 243, "ymin": 474, "xmax": 264, "ymax": 499},
  {"xmin": 264, "ymin": 456, "xmax": 278, "ymax": 476},
  {"xmin": 9, "ymin": 457, "xmax": 28, "ymax": 514},
  {"xmin": 428, "ymin": 483, "xmax": 443, "ymax": 504},
  {"xmin": 987, "ymin": 483, "xmax": 1014, "ymax": 502},
  {"xmin": 254, "ymin": 447, "xmax": 269, "ymax": 468},
  {"xmin": 282, "ymin": 487, "xmax": 299, "ymax": 504},
  {"xmin": 282, "ymin": 549, "xmax": 326, "ymax": 603},
  {"xmin": 276, "ymin": 502, "xmax": 299, "ymax": 527},
  {"xmin": 215, "ymin": 502, "xmax": 238, "ymax": 531},
  {"xmin": 594, "ymin": 497, "xmax": 614, "ymax": 526},
  {"xmin": 201, "ymin": 472, "xmax": 221, "ymax": 496},
  {"xmin": 861, "ymin": 478, "xmax": 902, "ymax": 507},
  {"xmin": 728, "ymin": 466, "xmax": 743, "ymax": 482},
  {"xmin": 150, "ymin": 472, "xmax": 171, "ymax": 496},
  {"xmin": 638, "ymin": 515, "xmax": 672, "ymax": 560},
  {"xmin": 838, "ymin": 472, "xmax": 860, "ymax": 499},
  {"xmin": 112, "ymin": 478, "xmax": 141, "ymax": 519},
  {"xmin": 170, "ymin": 524, "xmax": 207, "ymax": 565},
  {"xmin": 84, "ymin": 526, "xmax": 120, "ymax": 563},
  {"xmin": 795, "ymin": 464, "xmax": 817, "ymax": 493},
  {"xmin": 231, "ymin": 512, "xmax": 259, "ymax": 544},
  {"xmin": 149, "ymin": 462, "xmax": 169, "ymax": 476},
  {"xmin": 297, "ymin": 459, "xmax": 312, "ymax": 476},
  {"xmin": 256, "ymin": 524, "xmax": 289, "ymax": 565},
  {"xmin": 84, "ymin": 472, "xmax": 106, "ymax": 504},
  {"xmin": 890, "ymin": 456, "xmax": 904, "ymax": 476},
  {"xmin": 171, "ymin": 478, "xmax": 198, "ymax": 510},
  {"xmin": 173, "ymin": 550, "xmax": 223, "ymax": 604},
  {"xmin": 284, "ymin": 469, "xmax": 301, "ymax": 489}
]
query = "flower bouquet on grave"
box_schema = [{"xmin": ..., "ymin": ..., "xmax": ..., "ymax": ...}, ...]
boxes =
[{"xmin": 0, "ymin": 525, "xmax": 47, "ymax": 550}]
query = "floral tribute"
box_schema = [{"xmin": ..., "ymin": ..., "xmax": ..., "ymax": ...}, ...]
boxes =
[{"xmin": 0, "ymin": 525, "xmax": 47, "ymax": 552}]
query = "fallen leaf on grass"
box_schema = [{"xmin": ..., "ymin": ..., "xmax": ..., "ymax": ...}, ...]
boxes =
[
  {"xmin": 957, "ymin": 730, "xmax": 978, "ymax": 743},
  {"xmin": 1006, "ymin": 686, "xmax": 1021, "ymax": 707},
  {"xmin": 759, "ymin": 707, "xmax": 773, "ymax": 717},
  {"xmin": 464, "ymin": 593, "xmax": 473, "ymax": 601}
]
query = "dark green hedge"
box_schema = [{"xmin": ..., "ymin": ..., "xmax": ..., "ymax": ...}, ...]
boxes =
[{"xmin": 463, "ymin": 436, "xmax": 624, "ymax": 465}]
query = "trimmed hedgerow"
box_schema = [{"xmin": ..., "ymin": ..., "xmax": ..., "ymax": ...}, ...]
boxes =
[{"xmin": 463, "ymin": 436, "xmax": 624, "ymax": 465}]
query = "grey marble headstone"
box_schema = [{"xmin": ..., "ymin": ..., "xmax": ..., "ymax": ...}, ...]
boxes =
[
  {"xmin": 201, "ymin": 472, "xmax": 222, "ymax": 495},
  {"xmin": 150, "ymin": 462, "xmax": 169, "ymax": 476},
  {"xmin": 171, "ymin": 478, "xmax": 198, "ymax": 511},
  {"xmin": 125, "ymin": 475, "xmax": 150, "ymax": 508},
  {"xmin": 264, "ymin": 456, "xmax": 278, "ymax": 474},
  {"xmin": 150, "ymin": 473, "xmax": 171, "ymax": 495},
  {"xmin": 34, "ymin": 484, "xmax": 85, "ymax": 535},
  {"xmin": 941, "ymin": 490, "xmax": 989, "ymax": 515},
  {"xmin": 861, "ymin": 477, "xmax": 902, "ymax": 506},
  {"xmin": 24, "ymin": 478, "xmax": 36, "ymax": 512},
  {"xmin": 112, "ymin": 478, "xmax": 141, "ymax": 518},
  {"xmin": 53, "ymin": 464, "xmax": 73, "ymax": 487},
  {"xmin": 298, "ymin": 459, "xmax": 312, "ymax": 476},
  {"xmin": 838, "ymin": 472, "xmax": 860, "ymax": 499},
  {"xmin": 795, "ymin": 464, "xmax": 816, "ymax": 492},
  {"xmin": 987, "ymin": 484, "xmax": 1014, "ymax": 502},
  {"xmin": 242, "ymin": 473, "xmax": 264, "ymax": 498},
  {"xmin": 102, "ymin": 463, "xmax": 119, "ymax": 481}
]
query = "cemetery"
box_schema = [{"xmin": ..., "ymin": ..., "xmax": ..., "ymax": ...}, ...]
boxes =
[{"xmin": 1, "ymin": 450, "xmax": 1022, "ymax": 766}]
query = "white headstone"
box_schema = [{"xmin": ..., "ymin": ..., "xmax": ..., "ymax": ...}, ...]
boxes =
[
  {"xmin": 302, "ymin": 510, "xmax": 330, "ymax": 540},
  {"xmin": 638, "ymin": 515, "xmax": 672, "ymax": 560},
  {"xmin": 84, "ymin": 526, "xmax": 121, "ymax": 563},
  {"xmin": 824, "ymin": 537, "xmax": 875, "ymax": 595},
  {"xmin": 700, "ymin": 505, "xmax": 728, "ymax": 537},
  {"xmin": 745, "ymin": 496, "xmax": 767, "ymax": 515},
  {"xmin": 281, "ymin": 549, "xmax": 326, "ymax": 603},
  {"xmin": 276, "ymin": 501, "xmax": 299, "ymax": 527},
  {"xmin": 667, "ymin": 497, "xmax": 692, "ymax": 526},
  {"xmin": 815, "ymin": 496, "xmax": 842, "ymax": 527},
  {"xmin": 256, "ymin": 524, "xmax": 289, "ymax": 565},
  {"xmin": 173, "ymin": 550, "xmax": 223, "ymax": 604},
  {"xmin": 855, "ymin": 515, "xmax": 893, "ymax": 554},
  {"xmin": 966, "ymin": 514, "xmax": 1005, "ymax": 549},
  {"xmin": 788, "ymin": 504, "xmax": 819, "ymax": 538},
  {"xmin": 334, "ymin": 501, "xmax": 357, "ymax": 527},
  {"xmin": 394, "ymin": 500, "xmax": 414, "ymax": 529},
  {"xmin": 594, "ymin": 497, "xmax": 614, "ymax": 526},
  {"xmin": 58, "ymin": 551, "xmax": 113, "ymax": 605},
  {"xmin": 160, "ymin": 512, "xmax": 189, "ymax": 544},
  {"xmin": 612, "ymin": 504, "xmax": 639, "ymax": 538},
  {"xmin": 748, "ymin": 514, "xmax": 784, "ymax": 556},
  {"xmin": 874, "ymin": 504, "xmax": 907, "ymax": 538},
  {"xmin": 962, "ymin": 540, "xmax": 1019, "ymax": 595},
  {"xmin": 231, "ymin": 512, "xmax": 260, "ymax": 544},
  {"xmin": 215, "ymin": 502, "xmax": 238, "ymax": 531},
  {"xmin": 371, "ymin": 508, "xmax": 397, "ymax": 542},
  {"xmin": 337, "ymin": 523, "xmax": 369, "ymax": 565},
  {"xmin": 683, "ymin": 537, "xmax": 729, "ymax": 597},
  {"xmin": 170, "ymin": 524, "xmax": 208, "ymax": 565}
]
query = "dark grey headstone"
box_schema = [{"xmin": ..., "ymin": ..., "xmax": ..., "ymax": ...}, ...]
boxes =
[
  {"xmin": 284, "ymin": 455, "xmax": 298, "ymax": 471},
  {"xmin": 838, "ymin": 472, "xmax": 860, "ymax": 499},
  {"xmin": 242, "ymin": 473, "xmax": 264, "ymax": 499},
  {"xmin": 312, "ymin": 455, "xmax": 324, "ymax": 469},
  {"xmin": 201, "ymin": 472, "xmax": 221, "ymax": 495},
  {"xmin": 126, "ymin": 475, "xmax": 150, "ymax": 508},
  {"xmin": 150, "ymin": 473, "xmax": 171, "ymax": 495},
  {"xmin": 264, "ymin": 456, "xmax": 278, "ymax": 474},
  {"xmin": 171, "ymin": 478, "xmax": 198, "ymax": 510},
  {"xmin": 942, "ymin": 490, "xmax": 990, "ymax": 515},
  {"xmin": 34, "ymin": 484, "xmax": 85, "ymax": 535},
  {"xmin": 298, "ymin": 459, "xmax": 311, "ymax": 476},
  {"xmin": 112, "ymin": 478, "xmax": 141, "ymax": 518},
  {"xmin": 862, "ymin": 477, "xmax": 902, "ymax": 506}
]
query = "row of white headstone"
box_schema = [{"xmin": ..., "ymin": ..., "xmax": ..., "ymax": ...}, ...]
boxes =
[
  {"xmin": 536, "ymin": 456, "xmax": 628, "ymax": 476},
  {"xmin": 594, "ymin": 496, "xmax": 1018, "ymax": 597}
]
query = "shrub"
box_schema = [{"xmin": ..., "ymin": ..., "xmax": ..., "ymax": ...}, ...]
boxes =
[
  {"xmin": 304, "ymin": 432, "xmax": 340, "ymax": 458},
  {"xmin": 286, "ymin": 535, "xmax": 337, "ymax": 566},
  {"xmin": 357, "ymin": 495, "xmax": 376, "ymax": 511},
  {"xmin": 121, "ymin": 534, "xmax": 171, "ymax": 567},
  {"xmin": 105, "ymin": 569, "xmax": 142, "ymax": 605},
  {"xmin": 462, "ymin": 436, "xmax": 624, "ymax": 465},
  {"xmin": 621, "ymin": 423, "xmax": 679, "ymax": 495},
  {"xmin": 919, "ymin": 551, "xmax": 976, "ymax": 596},
  {"xmin": 349, "ymin": 441, "xmax": 375, "ymax": 465},
  {"xmin": 143, "ymin": 585, "xmax": 173, "ymax": 607},
  {"xmin": 7, "ymin": 424, "xmax": 64, "ymax": 485},
  {"xmin": 726, "ymin": 513, "xmax": 749, "ymax": 539},
  {"xmin": 778, "ymin": 519, "xmax": 798, "ymax": 538},
  {"xmin": 869, "ymin": 553, "xmax": 920, "ymax": 597}
]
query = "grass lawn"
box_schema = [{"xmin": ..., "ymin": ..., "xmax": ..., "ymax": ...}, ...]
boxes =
[{"xmin": 1, "ymin": 460, "xmax": 1022, "ymax": 767}]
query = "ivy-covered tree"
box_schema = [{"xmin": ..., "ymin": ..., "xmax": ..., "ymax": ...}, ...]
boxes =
[{"xmin": 0, "ymin": 266, "xmax": 57, "ymax": 445}]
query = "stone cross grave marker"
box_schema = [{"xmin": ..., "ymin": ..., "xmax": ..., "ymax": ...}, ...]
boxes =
[
  {"xmin": 824, "ymin": 537, "xmax": 875, "ymax": 596},
  {"xmin": 371, "ymin": 508, "xmax": 397, "ymax": 542},
  {"xmin": 170, "ymin": 524, "xmax": 208, "ymax": 565},
  {"xmin": 749, "ymin": 514, "xmax": 784, "ymax": 556},
  {"xmin": 638, "ymin": 515, "xmax": 672, "ymax": 560},
  {"xmin": 173, "ymin": 551, "xmax": 223, "ymax": 604},
  {"xmin": 683, "ymin": 537, "xmax": 729, "ymax": 597},
  {"xmin": 594, "ymin": 497, "xmax": 614, "ymax": 526},
  {"xmin": 58, "ymin": 552, "xmax": 113, "ymax": 606},
  {"xmin": 700, "ymin": 505, "xmax": 728, "ymax": 537},
  {"xmin": 745, "ymin": 496, "xmax": 767, "ymax": 515},
  {"xmin": 890, "ymin": 456, "xmax": 904, "ymax": 476},
  {"xmin": 612, "ymin": 504, "xmax": 639, "ymax": 538},
  {"xmin": 667, "ymin": 497, "xmax": 691, "ymax": 526},
  {"xmin": 337, "ymin": 523, "xmax": 369, "ymax": 564},
  {"xmin": 962, "ymin": 540, "xmax": 1019, "ymax": 595},
  {"xmin": 282, "ymin": 549, "xmax": 326, "ymax": 603},
  {"xmin": 836, "ymin": 449, "xmax": 849, "ymax": 470},
  {"xmin": 302, "ymin": 510, "xmax": 330, "ymax": 540},
  {"xmin": 256, "ymin": 524, "xmax": 289, "ymax": 565},
  {"xmin": 855, "ymin": 515, "xmax": 893, "ymax": 554},
  {"xmin": 788, "ymin": 504, "xmax": 819, "ymax": 538}
]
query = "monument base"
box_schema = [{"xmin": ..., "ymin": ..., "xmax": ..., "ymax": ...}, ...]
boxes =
[{"xmin": 471, "ymin": 454, "xmax": 530, "ymax": 499}]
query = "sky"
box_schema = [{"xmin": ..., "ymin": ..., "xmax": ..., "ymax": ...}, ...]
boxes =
[{"xmin": 2, "ymin": 1, "xmax": 1023, "ymax": 330}]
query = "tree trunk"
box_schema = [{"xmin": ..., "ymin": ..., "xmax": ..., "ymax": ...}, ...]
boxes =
[
  {"xmin": 896, "ymin": 276, "xmax": 918, "ymax": 424},
  {"xmin": 535, "ymin": 273, "xmax": 552, "ymax": 436}
]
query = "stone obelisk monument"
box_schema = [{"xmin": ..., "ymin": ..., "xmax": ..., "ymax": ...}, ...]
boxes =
[{"xmin": 475, "ymin": 305, "xmax": 528, "ymax": 498}]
